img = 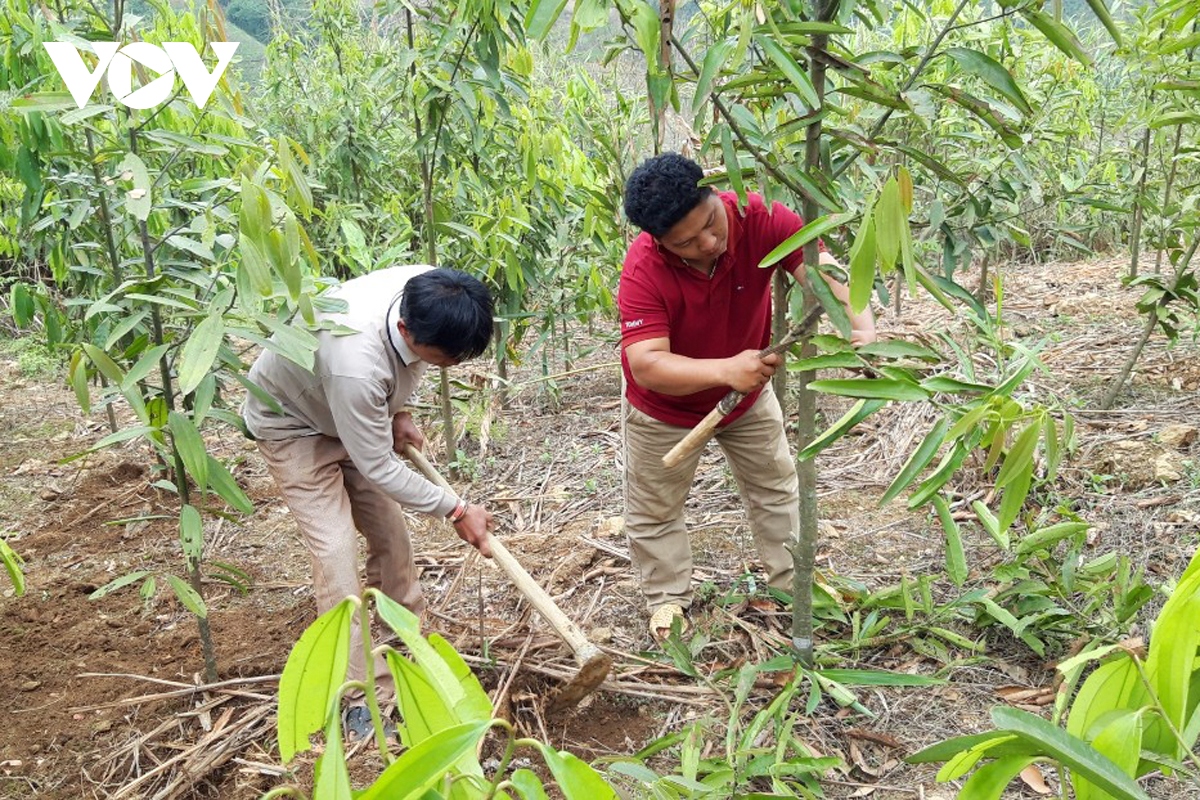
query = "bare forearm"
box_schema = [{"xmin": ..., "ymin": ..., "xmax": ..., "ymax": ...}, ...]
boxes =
[{"xmin": 629, "ymin": 351, "xmax": 732, "ymax": 395}]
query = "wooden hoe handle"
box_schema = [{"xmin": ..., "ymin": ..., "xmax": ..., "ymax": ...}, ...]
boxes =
[
  {"xmin": 402, "ymin": 444, "xmax": 605, "ymax": 668},
  {"xmin": 661, "ymin": 305, "xmax": 824, "ymax": 469}
]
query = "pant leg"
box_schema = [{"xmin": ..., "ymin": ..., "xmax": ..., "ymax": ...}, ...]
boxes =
[
  {"xmin": 257, "ymin": 435, "xmax": 381, "ymax": 700},
  {"xmin": 623, "ymin": 401, "xmax": 704, "ymax": 612},
  {"xmin": 713, "ymin": 388, "xmax": 799, "ymax": 591},
  {"xmin": 341, "ymin": 460, "xmax": 425, "ymax": 615}
]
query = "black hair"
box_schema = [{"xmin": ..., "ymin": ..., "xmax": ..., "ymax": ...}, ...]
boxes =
[
  {"xmin": 399, "ymin": 268, "xmax": 494, "ymax": 361},
  {"xmin": 623, "ymin": 152, "xmax": 713, "ymax": 238}
]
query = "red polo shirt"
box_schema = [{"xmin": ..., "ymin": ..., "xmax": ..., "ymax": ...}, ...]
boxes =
[{"xmin": 618, "ymin": 191, "xmax": 821, "ymax": 428}]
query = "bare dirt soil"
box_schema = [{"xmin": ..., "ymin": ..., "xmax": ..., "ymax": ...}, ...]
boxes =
[{"xmin": 3, "ymin": 254, "xmax": 1200, "ymax": 799}]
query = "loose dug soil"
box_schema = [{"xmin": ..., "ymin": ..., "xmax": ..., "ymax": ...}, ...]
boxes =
[{"xmin": 3, "ymin": 253, "xmax": 1200, "ymax": 799}]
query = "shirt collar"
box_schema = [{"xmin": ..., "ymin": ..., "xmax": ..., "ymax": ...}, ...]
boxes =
[{"xmin": 385, "ymin": 292, "xmax": 421, "ymax": 366}]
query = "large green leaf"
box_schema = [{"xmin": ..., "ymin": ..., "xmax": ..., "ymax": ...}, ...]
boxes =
[
  {"xmin": 429, "ymin": 634, "xmax": 493, "ymax": 723},
  {"xmin": 798, "ymin": 399, "xmax": 887, "ymax": 461},
  {"xmin": 874, "ymin": 177, "xmax": 903, "ymax": 272},
  {"xmin": 206, "ymin": 456, "xmax": 254, "ymax": 514},
  {"xmin": 168, "ymin": 411, "xmax": 208, "ymax": 493},
  {"xmin": 179, "ymin": 504, "xmax": 204, "ymax": 563},
  {"xmin": 389, "ymin": 652, "xmax": 457, "ymax": 747},
  {"xmin": 534, "ymin": 742, "xmax": 618, "ymax": 799},
  {"xmin": 525, "ymin": 0, "xmax": 569, "ymax": 40},
  {"xmin": 943, "ymin": 48, "xmax": 1032, "ymax": 116},
  {"xmin": 1014, "ymin": 522, "xmax": 1089, "ymax": 556},
  {"xmin": 165, "ymin": 574, "xmax": 207, "ymax": 618},
  {"xmin": 118, "ymin": 153, "xmax": 152, "ymax": 221},
  {"xmin": 1076, "ymin": 710, "xmax": 1145, "ymax": 800},
  {"xmin": 277, "ymin": 598, "xmax": 354, "ymax": 763},
  {"xmin": 880, "ymin": 417, "xmax": 949, "ymax": 505},
  {"xmin": 847, "ymin": 200, "xmax": 877, "ymax": 314},
  {"xmin": 1083, "ymin": 0, "xmax": 1123, "ymax": 46},
  {"xmin": 930, "ymin": 86, "xmax": 1023, "ymax": 148},
  {"xmin": 1021, "ymin": 10, "xmax": 1093, "ymax": 66},
  {"xmin": 693, "ymin": 39, "xmax": 735, "ymax": 113},
  {"xmin": 960, "ymin": 754, "xmax": 1036, "ymax": 800},
  {"xmin": 760, "ymin": 213, "xmax": 854, "ymax": 269},
  {"xmin": 178, "ymin": 315, "xmax": 224, "ymax": 397},
  {"xmin": 359, "ymin": 721, "xmax": 491, "ymax": 800},
  {"xmin": 756, "ymin": 36, "xmax": 819, "ymax": 109},
  {"xmin": 933, "ymin": 494, "xmax": 968, "ymax": 586},
  {"xmin": 809, "ymin": 378, "xmax": 929, "ymax": 402},
  {"xmin": 814, "ymin": 669, "xmax": 943, "ymax": 687},
  {"xmin": 81, "ymin": 343, "xmax": 124, "ymax": 384},
  {"xmin": 991, "ymin": 707, "xmax": 1151, "ymax": 800},
  {"xmin": 995, "ymin": 421, "xmax": 1039, "ymax": 489},
  {"xmin": 313, "ymin": 702, "xmax": 352, "ymax": 800}
]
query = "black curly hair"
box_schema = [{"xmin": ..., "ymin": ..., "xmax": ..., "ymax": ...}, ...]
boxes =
[{"xmin": 623, "ymin": 153, "xmax": 713, "ymax": 238}]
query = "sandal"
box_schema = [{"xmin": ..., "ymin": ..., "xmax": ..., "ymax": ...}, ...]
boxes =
[
  {"xmin": 649, "ymin": 603, "xmax": 690, "ymax": 641},
  {"xmin": 342, "ymin": 704, "xmax": 396, "ymax": 743}
]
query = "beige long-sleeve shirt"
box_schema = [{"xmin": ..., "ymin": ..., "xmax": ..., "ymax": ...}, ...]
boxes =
[{"xmin": 242, "ymin": 265, "xmax": 458, "ymax": 517}]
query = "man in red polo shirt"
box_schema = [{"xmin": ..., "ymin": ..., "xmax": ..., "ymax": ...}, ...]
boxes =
[{"xmin": 619, "ymin": 153, "xmax": 876, "ymax": 638}]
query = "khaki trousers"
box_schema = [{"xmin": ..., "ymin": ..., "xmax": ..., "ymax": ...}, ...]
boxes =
[
  {"xmin": 623, "ymin": 388, "xmax": 799, "ymax": 612},
  {"xmin": 257, "ymin": 435, "xmax": 424, "ymax": 702}
]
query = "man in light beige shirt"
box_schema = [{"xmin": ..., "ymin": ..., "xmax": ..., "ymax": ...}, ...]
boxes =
[{"xmin": 243, "ymin": 265, "xmax": 495, "ymax": 738}]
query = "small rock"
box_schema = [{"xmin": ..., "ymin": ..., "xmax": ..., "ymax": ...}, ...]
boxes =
[
  {"xmin": 39, "ymin": 488, "xmax": 60, "ymax": 501},
  {"xmin": 591, "ymin": 627, "xmax": 613, "ymax": 643},
  {"xmin": 1155, "ymin": 453, "xmax": 1184, "ymax": 483},
  {"xmin": 19, "ymin": 681, "xmax": 41, "ymax": 692},
  {"xmin": 91, "ymin": 719, "xmax": 113, "ymax": 734},
  {"xmin": 1159, "ymin": 424, "xmax": 1198, "ymax": 450}
]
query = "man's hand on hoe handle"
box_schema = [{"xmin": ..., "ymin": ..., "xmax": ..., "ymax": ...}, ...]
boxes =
[
  {"xmin": 722, "ymin": 349, "xmax": 781, "ymax": 393},
  {"xmin": 452, "ymin": 504, "xmax": 495, "ymax": 558}
]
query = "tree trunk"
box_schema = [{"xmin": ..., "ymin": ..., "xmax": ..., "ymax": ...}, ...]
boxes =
[{"xmin": 792, "ymin": 1, "xmax": 834, "ymax": 669}]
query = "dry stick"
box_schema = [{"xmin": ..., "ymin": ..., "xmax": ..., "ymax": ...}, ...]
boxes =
[{"xmin": 662, "ymin": 304, "xmax": 824, "ymax": 468}]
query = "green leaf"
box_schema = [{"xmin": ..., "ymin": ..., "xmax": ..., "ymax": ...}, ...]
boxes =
[
  {"xmin": 756, "ymin": 36, "xmax": 819, "ymax": 108},
  {"xmin": 429, "ymin": 634, "xmax": 493, "ymax": 723},
  {"xmin": 1021, "ymin": 10, "xmax": 1093, "ymax": 66},
  {"xmin": 995, "ymin": 421, "xmax": 1039, "ymax": 489},
  {"xmin": 1158, "ymin": 31, "xmax": 1200, "ymax": 55},
  {"xmin": 123, "ymin": 343, "xmax": 170, "ymax": 389},
  {"xmin": 313, "ymin": 700, "xmax": 352, "ymax": 800},
  {"xmin": 85, "ymin": 425, "xmax": 158, "ymax": 454},
  {"xmin": 118, "ymin": 153, "xmax": 152, "ymax": 221},
  {"xmin": 907, "ymin": 732, "xmax": 1024, "ymax": 764},
  {"xmin": 388, "ymin": 652, "xmax": 457, "ymax": 747},
  {"xmin": 720, "ymin": 125, "xmax": 747, "ymax": 208},
  {"xmin": 931, "ymin": 85, "xmax": 1024, "ymax": 148},
  {"xmin": 239, "ymin": 178, "xmax": 271, "ymax": 244},
  {"xmin": 809, "ymin": 378, "xmax": 929, "ymax": 401},
  {"xmin": 70, "ymin": 354, "xmax": 91, "ymax": 414},
  {"xmin": 959, "ymin": 755, "xmax": 1036, "ymax": 800},
  {"xmin": 943, "ymin": 47, "xmax": 1032, "ymax": 116},
  {"xmin": 693, "ymin": 39, "xmax": 735, "ymax": 113},
  {"xmin": 1015, "ymin": 522, "xmax": 1089, "ymax": 556},
  {"xmin": 996, "ymin": 456, "xmax": 1033, "ymax": 534},
  {"xmin": 239, "ymin": 234, "xmax": 273, "ymax": 296},
  {"xmin": 1083, "ymin": 0, "xmax": 1123, "ymax": 46},
  {"xmin": 848, "ymin": 201, "xmax": 877, "ymax": 314},
  {"xmin": 81, "ymin": 343, "xmax": 124, "ymax": 384},
  {"xmin": 933, "ymin": 494, "xmax": 968, "ymax": 586},
  {"xmin": 990, "ymin": 706, "xmax": 1151, "ymax": 800},
  {"xmin": 972, "ymin": 501, "xmax": 1007, "ymax": 549},
  {"xmin": 1149, "ymin": 111, "xmax": 1200, "ymax": 129},
  {"xmin": 278, "ymin": 598, "xmax": 354, "ymax": 763},
  {"xmin": 874, "ymin": 177, "xmax": 903, "ymax": 272},
  {"xmin": 1076, "ymin": 710, "xmax": 1144, "ymax": 800},
  {"xmin": 359, "ymin": 721, "xmax": 491, "ymax": 800},
  {"xmin": 177, "ymin": 315, "xmax": 224, "ymax": 397},
  {"xmin": 510, "ymin": 769, "xmax": 550, "ymax": 800},
  {"xmin": 1066, "ymin": 658, "xmax": 1144, "ymax": 741},
  {"xmin": 533, "ymin": 742, "xmax": 619, "ymax": 800},
  {"xmin": 880, "ymin": 417, "xmax": 949, "ymax": 505},
  {"xmin": 799, "ymin": 399, "xmax": 887, "ymax": 461},
  {"xmin": 789, "ymin": 353, "xmax": 863, "ymax": 371},
  {"xmin": 864, "ymin": 340, "xmax": 936, "ymax": 362},
  {"xmin": 169, "ymin": 411, "xmax": 208, "ymax": 493},
  {"xmin": 1, "ymin": 539, "xmax": 26, "ymax": 597},
  {"xmin": 760, "ymin": 213, "xmax": 854, "ymax": 269},
  {"xmin": 920, "ymin": 376, "xmax": 992, "ymax": 394},
  {"xmin": 165, "ymin": 574, "xmax": 207, "ymax": 619},
  {"xmin": 179, "ymin": 504, "xmax": 204, "ymax": 563},
  {"xmin": 207, "ymin": 456, "xmax": 254, "ymax": 514},
  {"xmin": 89, "ymin": 569, "xmax": 153, "ymax": 600},
  {"xmin": 814, "ymin": 669, "xmax": 943, "ymax": 687}
]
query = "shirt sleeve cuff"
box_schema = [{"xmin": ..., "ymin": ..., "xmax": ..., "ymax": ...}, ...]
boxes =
[{"xmin": 433, "ymin": 491, "xmax": 460, "ymax": 519}]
